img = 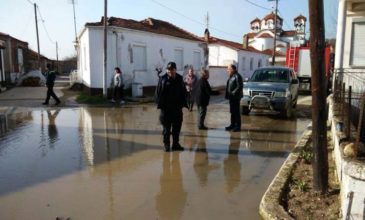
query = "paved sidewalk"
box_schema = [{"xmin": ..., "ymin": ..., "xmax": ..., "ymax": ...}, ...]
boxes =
[{"xmin": 0, "ymin": 86, "xmax": 64, "ymax": 107}]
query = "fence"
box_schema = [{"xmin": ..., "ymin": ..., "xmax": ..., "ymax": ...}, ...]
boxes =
[{"xmin": 333, "ymin": 68, "xmax": 365, "ymax": 148}]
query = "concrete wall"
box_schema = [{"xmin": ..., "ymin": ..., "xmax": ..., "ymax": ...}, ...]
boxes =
[
  {"xmin": 208, "ymin": 44, "xmax": 270, "ymax": 80},
  {"xmin": 78, "ymin": 26, "xmax": 204, "ymax": 89},
  {"xmin": 209, "ymin": 66, "xmax": 228, "ymax": 88},
  {"xmin": 208, "ymin": 44, "xmax": 237, "ymax": 66},
  {"xmin": 329, "ymin": 96, "xmax": 365, "ymax": 220}
]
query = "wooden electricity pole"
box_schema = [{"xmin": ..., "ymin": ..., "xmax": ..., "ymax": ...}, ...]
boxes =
[
  {"xmin": 34, "ymin": 3, "xmax": 41, "ymax": 70},
  {"xmin": 103, "ymin": 0, "xmax": 108, "ymax": 97},
  {"xmin": 308, "ymin": 0, "xmax": 328, "ymax": 194},
  {"xmin": 271, "ymin": 0, "xmax": 278, "ymax": 66}
]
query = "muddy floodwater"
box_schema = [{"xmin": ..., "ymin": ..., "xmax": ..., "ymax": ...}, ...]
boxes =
[{"xmin": 0, "ymin": 103, "xmax": 310, "ymax": 220}]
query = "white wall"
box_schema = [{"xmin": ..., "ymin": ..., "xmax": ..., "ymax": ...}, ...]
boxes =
[
  {"xmin": 80, "ymin": 26, "xmax": 204, "ymax": 89},
  {"xmin": 78, "ymin": 28, "xmax": 91, "ymax": 87},
  {"xmin": 209, "ymin": 66, "xmax": 228, "ymax": 88},
  {"xmin": 208, "ymin": 44, "xmax": 238, "ymax": 66},
  {"xmin": 208, "ymin": 43, "xmax": 270, "ymax": 80},
  {"xmin": 238, "ymin": 51, "xmax": 270, "ymax": 79}
]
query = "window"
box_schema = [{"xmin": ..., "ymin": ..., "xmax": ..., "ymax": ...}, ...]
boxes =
[
  {"xmin": 133, "ymin": 45, "xmax": 147, "ymax": 71},
  {"xmin": 350, "ymin": 22, "xmax": 365, "ymax": 67},
  {"xmin": 83, "ymin": 46, "xmax": 87, "ymax": 71},
  {"xmin": 193, "ymin": 51, "xmax": 201, "ymax": 70},
  {"xmin": 241, "ymin": 57, "xmax": 246, "ymax": 72},
  {"xmin": 258, "ymin": 59, "xmax": 262, "ymax": 68},
  {"xmin": 250, "ymin": 58, "xmax": 254, "ymax": 71},
  {"xmin": 174, "ymin": 49, "xmax": 183, "ymax": 71}
]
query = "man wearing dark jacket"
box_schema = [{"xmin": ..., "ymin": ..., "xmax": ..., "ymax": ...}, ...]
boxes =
[
  {"xmin": 155, "ymin": 62, "xmax": 188, "ymax": 152},
  {"xmin": 195, "ymin": 69, "xmax": 211, "ymax": 130},
  {"xmin": 43, "ymin": 64, "xmax": 61, "ymax": 106},
  {"xmin": 225, "ymin": 64, "xmax": 243, "ymax": 132}
]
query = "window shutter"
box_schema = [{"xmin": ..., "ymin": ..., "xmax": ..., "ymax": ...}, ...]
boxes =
[{"xmin": 351, "ymin": 22, "xmax": 365, "ymax": 67}]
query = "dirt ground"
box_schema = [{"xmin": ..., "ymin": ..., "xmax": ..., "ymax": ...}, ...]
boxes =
[{"xmin": 285, "ymin": 135, "xmax": 341, "ymax": 219}]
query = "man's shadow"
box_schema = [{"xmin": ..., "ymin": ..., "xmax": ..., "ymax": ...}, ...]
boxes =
[
  {"xmin": 156, "ymin": 152, "xmax": 187, "ymax": 220},
  {"xmin": 224, "ymin": 132, "xmax": 242, "ymax": 193}
]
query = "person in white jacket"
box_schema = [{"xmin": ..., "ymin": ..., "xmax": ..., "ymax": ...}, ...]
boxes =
[{"xmin": 111, "ymin": 67, "xmax": 125, "ymax": 104}]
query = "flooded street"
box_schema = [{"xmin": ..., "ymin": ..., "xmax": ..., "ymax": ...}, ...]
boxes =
[{"xmin": 0, "ymin": 98, "xmax": 310, "ymax": 220}]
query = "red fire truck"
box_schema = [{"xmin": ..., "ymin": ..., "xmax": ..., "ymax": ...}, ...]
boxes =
[{"xmin": 285, "ymin": 44, "xmax": 332, "ymax": 90}]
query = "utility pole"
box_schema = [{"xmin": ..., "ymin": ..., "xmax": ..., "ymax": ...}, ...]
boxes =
[
  {"xmin": 34, "ymin": 3, "xmax": 41, "ymax": 70},
  {"xmin": 308, "ymin": 0, "xmax": 328, "ymax": 194},
  {"xmin": 103, "ymin": 0, "xmax": 108, "ymax": 97},
  {"xmin": 271, "ymin": 0, "xmax": 278, "ymax": 66},
  {"xmin": 56, "ymin": 41, "xmax": 59, "ymax": 72}
]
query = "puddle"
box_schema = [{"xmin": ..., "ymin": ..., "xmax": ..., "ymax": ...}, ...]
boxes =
[{"xmin": 0, "ymin": 104, "xmax": 310, "ymax": 220}]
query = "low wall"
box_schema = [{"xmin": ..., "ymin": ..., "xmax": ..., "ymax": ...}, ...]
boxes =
[
  {"xmin": 329, "ymin": 95, "xmax": 365, "ymax": 220},
  {"xmin": 209, "ymin": 66, "xmax": 228, "ymax": 89}
]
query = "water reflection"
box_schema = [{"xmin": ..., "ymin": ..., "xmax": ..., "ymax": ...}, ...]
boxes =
[
  {"xmin": 0, "ymin": 114, "xmax": 8, "ymax": 135},
  {"xmin": 193, "ymin": 130, "xmax": 217, "ymax": 187},
  {"xmin": 224, "ymin": 133, "xmax": 241, "ymax": 193},
  {"xmin": 156, "ymin": 152, "xmax": 187, "ymax": 220},
  {"xmin": 47, "ymin": 109, "xmax": 60, "ymax": 144}
]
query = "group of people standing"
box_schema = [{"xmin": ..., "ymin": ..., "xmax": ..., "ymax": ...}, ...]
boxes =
[{"xmin": 155, "ymin": 61, "xmax": 243, "ymax": 152}]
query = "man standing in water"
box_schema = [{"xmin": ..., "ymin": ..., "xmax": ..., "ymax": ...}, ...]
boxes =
[
  {"xmin": 155, "ymin": 62, "xmax": 188, "ymax": 152},
  {"xmin": 225, "ymin": 64, "xmax": 243, "ymax": 132}
]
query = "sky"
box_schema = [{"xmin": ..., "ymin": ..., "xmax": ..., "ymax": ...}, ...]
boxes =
[{"xmin": 0, "ymin": 0, "xmax": 339, "ymax": 60}]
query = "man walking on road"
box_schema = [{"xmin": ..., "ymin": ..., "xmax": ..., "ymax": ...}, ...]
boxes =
[
  {"xmin": 225, "ymin": 64, "xmax": 243, "ymax": 132},
  {"xmin": 155, "ymin": 62, "xmax": 188, "ymax": 152},
  {"xmin": 42, "ymin": 64, "xmax": 61, "ymax": 106}
]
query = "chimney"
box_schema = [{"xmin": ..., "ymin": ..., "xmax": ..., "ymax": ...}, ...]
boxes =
[
  {"xmin": 243, "ymin": 35, "xmax": 249, "ymax": 49},
  {"xmin": 204, "ymin": 28, "xmax": 210, "ymax": 43}
]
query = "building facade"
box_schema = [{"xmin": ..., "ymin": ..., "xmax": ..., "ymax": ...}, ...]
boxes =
[{"xmin": 77, "ymin": 17, "xmax": 205, "ymax": 94}]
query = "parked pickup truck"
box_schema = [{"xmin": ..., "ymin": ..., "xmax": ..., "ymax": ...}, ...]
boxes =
[{"xmin": 240, "ymin": 67, "xmax": 299, "ymax": 118}]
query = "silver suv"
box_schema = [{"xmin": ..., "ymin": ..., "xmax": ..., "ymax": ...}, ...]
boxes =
[{"xmin": 240, "ymin": 67, "xmax": 299, "ymax": 118}]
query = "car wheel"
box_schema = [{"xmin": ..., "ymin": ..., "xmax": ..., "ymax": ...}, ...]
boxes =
[
  {"xmin": 280, "ymin": 101, "xmax": 292, "ymax": 119},
  {"xmin": 241, "ymin": 106, "xmax": 250, "ymax": 115},
  {"xmin": 293, "ymin": 96, "xmax": 298, "ymax": 108}
]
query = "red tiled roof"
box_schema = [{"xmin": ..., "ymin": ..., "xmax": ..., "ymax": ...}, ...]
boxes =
[
  {"xmin": 246, "ymin": 33, "xmax": 257, "ymax": 38},
  {"xmin": 258, "ymin": 33, "xmax": 273, "ymax": 38},
  {"xmin": 250, "ymin": 18, "xmax": 261, "ymax": 24},
  {"xmin": 280, "ymin": 30, "xmax": 297, "ymax": 37},
  {"xmin": 0, "ymin": 32, "xmax": 28, "ymax": 45},
  {"xmin": 294, "ymin": 14, "xmax": 307, "ymax": 21},
  {"xmin": 27, "ymin": 48, "xmax": 49, "ymax": 60},
  {"xmin": 206, "ymin": 36, "xmax": 270, "ymax": 56},
  {"xmin": 208, "ymin": 37, "xmax": 244, "ymax": 50},
  {"xmin": 263, "ymin": 12, "xmax": 282, "ymax": 21},
  {"xmin": 86, "ymin": 17, "xmax": 203, "ymax": 42}
]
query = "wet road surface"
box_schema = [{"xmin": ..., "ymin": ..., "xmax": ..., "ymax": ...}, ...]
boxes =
[{"xmin": 0, "ymin": 98, "xmax": 311, "ymax": 220}]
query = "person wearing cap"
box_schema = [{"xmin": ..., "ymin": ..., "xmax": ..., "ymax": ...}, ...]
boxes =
[
  {"xmin": 42, "ymin": 63, "xmax": 61, "ymax": 106},
  {"xmin": 225, "ymin": 64, "xmax": 243, "ymax": 132},
  {"xmin": 155, "ymin": 61, "xmax": 188, "ymax": 152}
]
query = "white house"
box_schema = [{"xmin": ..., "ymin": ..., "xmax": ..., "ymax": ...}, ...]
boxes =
[
  {"xmin": 243, "ymin": 12, "xmax": 307, "ymax": 65},
  {"xmin": 206, "ymin": 35, "xmax": 270, "ymax": 87},
  {"xmin": 76, "ymin": 16, "xmax": 205, "ymax": 94},
  {"xmin": 332, "ymin": 1, "xmax": 365, "ymax": 219}
]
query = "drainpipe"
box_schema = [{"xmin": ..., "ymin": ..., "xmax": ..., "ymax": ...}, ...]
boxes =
[
  {"xmin": 113, "ymin": 31, "xmax": 119, "ymax": 67},
  {"xmin": 334, "ymin": 0, "xmax": 347, "ymax": 70}
]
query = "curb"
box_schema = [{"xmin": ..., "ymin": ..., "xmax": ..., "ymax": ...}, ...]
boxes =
[{"xmin": 259, "ymin": 125, "xmax": 312, "ymax": 220}]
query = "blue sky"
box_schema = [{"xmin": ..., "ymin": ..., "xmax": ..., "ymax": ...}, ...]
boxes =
[{"xmin": 0, "ymin": 0, "xmax": 339, "ymax": 60}]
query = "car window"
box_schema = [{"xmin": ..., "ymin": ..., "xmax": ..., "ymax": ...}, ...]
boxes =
[{"xmin": 250, "ymin": 69, "xmax": 289, "ymax": 83}]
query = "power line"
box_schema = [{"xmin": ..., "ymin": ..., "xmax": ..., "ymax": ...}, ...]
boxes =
[
  {"xmin": 26, "ymin": 0, "xmax": 33, "ymax": 5},
  {"xmin": 278, "ymin": 10, "xmax": 292, "ymax": 30},
  {"xmin": 36, "ymin": 5, "xmax": 55, "ymax": 44},
  {"xmin": 244, "ymin": 0, "xmax": 271, "ymax": 11},
  {"xmin": 151, "ymin": 0, "xmax": 241, "ymax": 38}
]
